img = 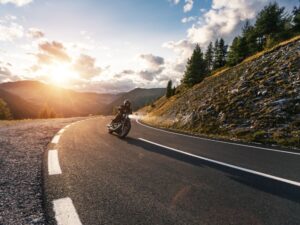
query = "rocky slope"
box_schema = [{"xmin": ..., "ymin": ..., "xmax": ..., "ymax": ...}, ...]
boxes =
[{"xmin": 141, "ymin": 36, "xmax": 300, "ymax": 148}]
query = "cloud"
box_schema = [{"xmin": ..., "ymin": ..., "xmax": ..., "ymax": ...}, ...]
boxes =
[
  {"xmin": 0, "ymin": 66, "xmax": 12, "ymax": 76},
  {"xmin": 85, "ymin": 79, "xmax": 137, "ymax": 93},
  {"xmin": 73, "ymin": 54, "xmax": 102, "ymax": 79},
  {"xmin": 0, "ymin": 22, "xmax": 23, "ymax": 41},
  {"xmin": 38, "ymin": 41, "xmax": 71, "ymax": 63},
  {"xmin": 0, "ymin": 0, "xmax": 33, "ymax": 6},
  {"xmin": 140, "ymin": 54, "xmax": 165, "ymax": 67},
  {"xmin": 166, "ymin": 0, "xmax": 298, "ymax": 61},
  {"xmin": 27, "ymin": 28, "xmax": 44, "ymax": 39},
  {"xmin": 181, "ymin": 16, "xmax": 196, "ymax": 23},
  {"xmin": 187, "ymin": 0, "xmax": 270, "ymax": 46},
  {"xmin": 139, "ymin": 67, "xmax": 164, "ymax": 81},
  {"xmin": 122, "ymin": 69, "xmax": 135, "ymax": 75},
  {"xmin": 29, "ymin": 64, "xmax": 41, "ymax": 72},
  {"xmin": 173, "ymin": 62, "xmax": 186, "ymax": 73},
  {"xmin": 183, "ymin": 0, "xmax": 194, "ymax": 12},
  {"xmin": 169, "ymin": 0, "xmax": 180, "ymax": 5},
  {"xmin": 163, "ymin": 39, "xmax": 195, "ymax": 59},
  {"xmin": 0, "ymin": 63, "xmax": 20, "ymax": 82},
  {"xmin": 114, "ymin": 69, "xmax": 135, "ymax": 78},
  {"xmin": 36, "ymin": 53, "xmax": 52, "ymax": 64}
]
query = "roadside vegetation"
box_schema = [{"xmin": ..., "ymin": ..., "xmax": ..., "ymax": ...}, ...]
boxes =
[
  {"xmin": 0, "ymin": 98, "xmax": 12, "ymax": 120},
  {"xmin": 38, "ymin": 104, "xmax": 57, "ymax": 119}
]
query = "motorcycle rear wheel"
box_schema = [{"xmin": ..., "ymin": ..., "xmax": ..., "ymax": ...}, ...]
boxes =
[{"xmin": 119, "ymin": 121, "xmax": 131, "ymax": 138}]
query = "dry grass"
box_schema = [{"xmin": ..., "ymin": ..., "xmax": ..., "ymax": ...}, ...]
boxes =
[
  {"xmin": 205, "ymin": 35, "xmax": 300, "ymax": 81},
  {"xmin": 0, "ymin": 117, "xmax": 86, "ymax": 127},
  {"xmin": 141, "ymin": 115, "xmax": 175, "ymax": 128},
  {"xmin": 210, "ymin": 67, "xmax": 230, "ymax": 78},
  {"xmin": 0, "ymin": 119, "xmax": 34, "ymax": 127},
  {"xmin": 243, "ymin": 35, "xmax": 300, "ymax": 63}
]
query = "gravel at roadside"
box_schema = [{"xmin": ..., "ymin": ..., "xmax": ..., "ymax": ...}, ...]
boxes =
[{"xmin": 0, "ymin": 117, "xmax": 84, "ymax": 225}]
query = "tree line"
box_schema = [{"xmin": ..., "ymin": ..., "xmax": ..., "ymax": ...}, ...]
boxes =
[
  {"xmin": 0, "ymin": 98, "xmax": 12, "ymax": 120},
  {"xmin": 166, "ymin": 1, "xmax": 300, "ymax": 93},
  {"xmin": 0, "ymin": 99, "xmax": 57, "ymax": 120}
]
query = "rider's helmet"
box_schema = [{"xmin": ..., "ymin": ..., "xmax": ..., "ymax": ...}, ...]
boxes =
[{"xmin": 124, "ymin": 99, "xmax": 131, "ymax": 107}]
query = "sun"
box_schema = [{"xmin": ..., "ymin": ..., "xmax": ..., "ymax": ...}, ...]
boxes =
[{"xmin": 49, "ymin": 64, "xmax": 78, "ymax": 86}]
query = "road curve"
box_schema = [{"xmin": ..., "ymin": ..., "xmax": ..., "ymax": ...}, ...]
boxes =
[{"xmin": 43, "ymin": 116, "xmax": 300, "ymax": 225}]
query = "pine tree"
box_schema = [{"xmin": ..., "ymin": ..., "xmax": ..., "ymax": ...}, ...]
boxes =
[
  {"xmin": 219, "ymin": 38, "xmax": 227, "ymax": 67},
  {"xmin": 213, "ymin": 38, "xmax": 227, "ymax": 69},
  {"xmin": 39, "ymin": 106, "xmax": 49, "ymax": 118},
  {"xmin": 242, "ymin": 20, "xmax": 259, "ymax": 55},
  {"xmin": 293, "ymin": 3, "xmax": 300, "ymax": 33},
  {"xmin": 166, "ymin": 80, "xmax": 173, "ymax": 98},
  {"xmin": 213, "ymin": 39, "xmax": 219, "ymax": 70},
  {"xmin": 182, "ymin": 44, "xmax": 207, "ymax": 87},
  {"xmin": 39, "ymin": 104, "xmax": 56, "ymax": 119},
  {"xmin": 172, "ymin": 86, "xmax": 176, "ymax": 96},
  {"xmin": 227, "ymin": 37, "xmax": 241, "ymax": 66},
  {"xmin": 0, "ymin": 99, "xmax": 12, "ymax": 120},
  {"xmin": 205, "ymin": 42, "xmax": 214, "ymax": 72},
  {"xmin": 227, "ymin": 36, "xmax": 248, "ymax": 66},
  {"xmin": 255, "ymin": 2, "xmax": 287, "ymax": 48},
  {"xmin": 48, "ymin": 109, "xmax": 57, "ymax": 118}
]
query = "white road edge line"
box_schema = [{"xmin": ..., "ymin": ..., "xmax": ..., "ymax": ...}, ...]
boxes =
[
  {"xmin": 139, "ymin": 138, "xmax": 300, "ymax": 187},
  {"xmin": 53, "ymin": 197, "xmax": 82, "ymax": 225},
  {"xmin": 51, "ymin": 135, "xmax": 61, "ymax": 144},
  {"xmin": 48, "ymin": 150, "xmax": 62, "ymax": 175},
  {"xmin": 136, "ymin": 119, "xmax": 300, "ymax": 156}
]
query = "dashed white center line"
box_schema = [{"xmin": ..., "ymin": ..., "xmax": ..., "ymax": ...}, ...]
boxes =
[
  {"xmin": 48, "ymin": 150, "xmax": 62, "ymax": 175},
  {"xmin": 53, "ymin": 197, "xmax": 82, "ymax": 225},
  {"xmin": 58, "ymin": 129, "xmax": 65, "ymax": 134},
  {"xmin": 51, "ymin": 135, "xmax": 61, "ymax": 144}
]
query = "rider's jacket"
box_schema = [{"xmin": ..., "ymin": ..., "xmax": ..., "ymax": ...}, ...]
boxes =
[{"xmin": 118, "ymin": 104, "xmax": 132, "ymax": 115}]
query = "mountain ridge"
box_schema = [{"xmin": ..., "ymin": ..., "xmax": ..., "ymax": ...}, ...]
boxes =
[{"xmin": 0, "ymin": 80, "xmax": 166, "ymax": 119}]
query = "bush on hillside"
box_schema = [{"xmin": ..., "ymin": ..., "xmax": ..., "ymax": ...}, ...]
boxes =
[{"xmin": 0, "ymin": 98, "xmax": 12, "ymax": 120}]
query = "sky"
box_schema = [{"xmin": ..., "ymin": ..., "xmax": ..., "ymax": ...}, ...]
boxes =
[{"xmin": 0, "ymin": 0, "xmax": 298, "ymax": 93}]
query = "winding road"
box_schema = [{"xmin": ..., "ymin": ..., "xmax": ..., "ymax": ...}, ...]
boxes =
[{"xmin": 43, "ymin": 116, "xmax": 300, "ymax": 225}]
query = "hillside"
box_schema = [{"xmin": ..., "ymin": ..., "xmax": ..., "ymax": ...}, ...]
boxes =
[
  {"xmin": 105, "ymin": 87, "xmax": 166, "ymax": 114},
  {"xmin": 0, "ymin": 81, "xmax": 119, "ymax": 117},
  {"xmin": 0, "ymin": 89, "xmax": 39, "ymax": 119},
  {"xmin": 0, "ymin": 81, "xmax": 166, "ymax": 119},
  {"xmin": 141, "ymin": 36, "xmax": 300, "ymax": 148}
]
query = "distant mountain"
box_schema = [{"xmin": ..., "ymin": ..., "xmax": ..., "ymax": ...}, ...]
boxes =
[
  {"xmin": 0, "ymin": 88, "xmax": 39, "ymax": 119},
  {"xmin": 105, "ymin": 87, "xmax": 166, "ymax": 114},
  {"xmin": 0, "ymin": 80, "xmax": 118, "ymax": 118},
  {"xmin": 0, "ymin": 80, "xmax": 166, "ymax": 119}
]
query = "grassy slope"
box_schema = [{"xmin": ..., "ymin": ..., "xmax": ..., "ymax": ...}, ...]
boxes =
[{"xmin": 141, "ymin": 35, "xmax": 300, "ymax": 149}]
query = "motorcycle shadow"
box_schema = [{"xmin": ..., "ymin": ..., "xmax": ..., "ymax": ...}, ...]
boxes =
[{"xmin": 124, "ymin": 137, "xmax": 300, "ymax": 204}]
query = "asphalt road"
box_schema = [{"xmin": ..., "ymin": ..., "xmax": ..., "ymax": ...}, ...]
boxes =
[{"xmin": 44, "ymin": 116, "xmax": 300, "ymax": 225}]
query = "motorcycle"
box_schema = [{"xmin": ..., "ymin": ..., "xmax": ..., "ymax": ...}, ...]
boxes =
[{"xmin": 107, "ymin": 113, "xmax": 131, "ymax": 138}]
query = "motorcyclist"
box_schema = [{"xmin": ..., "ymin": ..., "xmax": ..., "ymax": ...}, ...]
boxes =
[{"xmin": 111, "ymin": 99, "xmax": 132, "ymax": 124}]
